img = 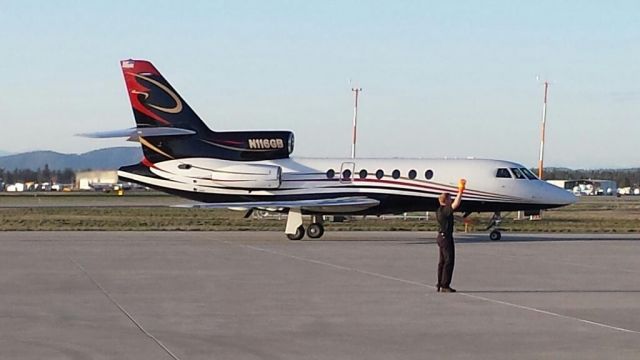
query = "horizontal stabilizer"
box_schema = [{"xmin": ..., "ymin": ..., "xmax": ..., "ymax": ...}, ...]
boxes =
[
  {"xmin": 175, "ymin": 196, "xmax": 380, "ymax": 214},
  {"xmin": 78, "ymin": 127, "xmax": 197, "ymax": 140}
]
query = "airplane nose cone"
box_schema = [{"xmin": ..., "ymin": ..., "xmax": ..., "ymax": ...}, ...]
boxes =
[
  {"xmin": 550, "ymin": 184, "xmax": 577, "ymax": 205},
  {"xmin": 561, "ymin": 188, "xmax": 578, "ymax": 205},
  {"xmin": 541, "ymin": 181, "xmax": 577, "ymax": 206}
]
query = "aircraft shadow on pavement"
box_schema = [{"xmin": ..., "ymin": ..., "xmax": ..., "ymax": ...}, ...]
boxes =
[
  {"xmin": 461, "ymin": 289, "xmax": 640, "ymax": 294},
  {"xmin": 404, "ymin": 234, "xmax": 640, "ymax": 244},
  {"xmin": 314, "ymin": 234, "xmax": 639, "ymax": 244},
  {"xmin": 458, "ymin": 235, "xmax": 640, "ymax": 243},
  {"xmin": 315, "ymin": 237, "xmax": 436, "ymax": 243}
]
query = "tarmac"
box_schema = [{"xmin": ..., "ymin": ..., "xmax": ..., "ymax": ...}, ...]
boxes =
[{"xmin": 1, "ymin": 231, "xmax": 639, "ymax": 359}]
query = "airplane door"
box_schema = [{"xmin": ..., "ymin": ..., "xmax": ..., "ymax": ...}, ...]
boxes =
[{"xmin": 340, "ymin": 162, "xmax": 355, "ymax": 183}]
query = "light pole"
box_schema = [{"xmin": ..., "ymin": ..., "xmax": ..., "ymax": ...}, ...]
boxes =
[
  {"xmin": 538, "ymin": 81, "xmax": 549, "ymax": 179},
  {"xmin": 351, "ymin": 87, "xmax": 362, "ymax": 159}
]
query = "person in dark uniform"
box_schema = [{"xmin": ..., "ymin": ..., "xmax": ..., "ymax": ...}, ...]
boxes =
[{"xmin": 435, "ymin": 179, "xmax": 466, "ymax": 293}]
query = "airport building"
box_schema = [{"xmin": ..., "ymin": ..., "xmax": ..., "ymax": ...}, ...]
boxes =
[
  {"xmin": 75, "ymin": 170, "xmax": 118, "ymax": 191},
  {"xmin": 547, "ymin": 179, "xmax": 617, "ymax": 196},
  {"xmin": 616, "ymin": 187, "xmax": 640, "ymax": 196}
]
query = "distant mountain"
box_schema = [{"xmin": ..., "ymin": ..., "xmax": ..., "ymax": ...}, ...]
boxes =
[{"xmin": 0, "ymin": 147, "xmax": 143, "ymax": 171}]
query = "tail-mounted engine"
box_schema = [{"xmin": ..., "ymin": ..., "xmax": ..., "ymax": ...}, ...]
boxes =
[
  {"xmin": 153, "ymin": 159, "xmax": 283, "ymax": 190},
  {"xmin": 210, "ymin": 163, "xmax": 282, "ymax": 189}
]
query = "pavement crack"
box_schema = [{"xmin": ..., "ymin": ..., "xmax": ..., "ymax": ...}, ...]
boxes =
[{"xmin": 68, "ymin": 256, "xmax": 182, "ymax": 360}]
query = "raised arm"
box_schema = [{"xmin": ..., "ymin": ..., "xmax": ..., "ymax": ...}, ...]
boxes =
[{"xmin": 451, "ymin": 179, "xmax": 466, "ymax": 210}]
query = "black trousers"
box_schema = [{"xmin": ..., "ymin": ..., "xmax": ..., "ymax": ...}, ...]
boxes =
[{"xmin": 436, "ymin": 233, "xmax": 455, "ymax": 288}]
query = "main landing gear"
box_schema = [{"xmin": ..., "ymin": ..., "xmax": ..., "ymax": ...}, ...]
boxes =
[
  {"xmin": 286, "ymin": 225, "xmax": 306, "ymax": 241},
  {"xmin": 307, "ymin": 218, "xmax": 325, "ymax": 239},
  {"xmin": 285, "ymin": 210, "xmax": 325, "ymax": 240}
]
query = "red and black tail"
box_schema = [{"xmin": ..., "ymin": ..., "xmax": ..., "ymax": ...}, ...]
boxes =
[
  {"xmin": 121, "ymin": 59, "xmax": 211, "ymax": 134},
  {"xmin": 119, "ymin": 59, "xmax": 294, "ymax": 164}
]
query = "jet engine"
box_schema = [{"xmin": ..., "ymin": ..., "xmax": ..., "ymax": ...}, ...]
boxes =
[{"xmin": 210, "ymin": 163, "xmax": 282, "ymax": 189}]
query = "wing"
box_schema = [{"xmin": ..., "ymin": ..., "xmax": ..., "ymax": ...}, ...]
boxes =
[
  {"xmin": 176, "ymin": 196, "xmax": 380, "ymax": 214},
  {"xmin": 77, "ymin": 127, "xmax": 196, "ymax": 141}
]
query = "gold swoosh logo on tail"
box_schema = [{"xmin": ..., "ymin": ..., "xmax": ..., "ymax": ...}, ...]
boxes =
[
  {"xmin": 131, "ymin": 73, "xmax": 183, "ymax": 114},
  {"xmin": 131, "ymin": 89, "xmax": 149, "ymax": 100},
  {"xmin": 139, "ymin": 137, "xmax": 175, "ymax": 159}
]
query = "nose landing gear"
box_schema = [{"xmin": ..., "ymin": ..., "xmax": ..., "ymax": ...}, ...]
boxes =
[{"xmin": 486, "ymin": 212, "xmax": 503, "ymax": 241}]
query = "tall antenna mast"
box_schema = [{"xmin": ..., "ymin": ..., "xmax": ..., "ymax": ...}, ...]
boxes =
[
  {"xmin": 538, "ymin": 81, "xmax": 549, "ymax": 179},
  {"xmin": 351, "ymin": 87, "xmax": 362, "ymax": 159}
]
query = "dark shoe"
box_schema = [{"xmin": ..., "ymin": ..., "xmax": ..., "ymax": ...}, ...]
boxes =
[
  {"xmin": 436, "ymin": 286, "xmax": 441, "ymax": 292},
  {"xmin": 440, "ymin": 287, "xmax": 456, "ymax": 293}
]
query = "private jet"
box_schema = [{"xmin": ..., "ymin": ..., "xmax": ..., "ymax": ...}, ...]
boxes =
[{"xmin": 86, "ymin": 59, "xmax": 577, "ymax": 240}]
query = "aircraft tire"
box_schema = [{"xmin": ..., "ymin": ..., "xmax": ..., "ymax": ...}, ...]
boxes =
[
  {"xmin": 307, "ymin": 223, "xmax": 325, "ymax": 239},
  {"xmin": 286, "ymin": 225, "xmax": 306, "ymax": 240},
  {"xmin": 489, "ymin": 230, "xmax": 501, "ymax": 241}
]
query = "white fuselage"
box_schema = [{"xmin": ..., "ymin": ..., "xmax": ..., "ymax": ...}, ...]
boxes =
[{"xmin": 119, "ymin": 156, "xmax": 577, "ymax": 214}]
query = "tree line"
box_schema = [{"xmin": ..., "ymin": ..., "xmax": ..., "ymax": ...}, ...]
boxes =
[
  {"xmin": 538, "ymin": 168, "xmax": 640, "ymax": 188},
  {"xmin": 0, "ymin": 165, "xmax": 76, "ymax": 185},
  {"xmin": 2, "ymin": 165, "xmax": 640, "ymax": 188}
]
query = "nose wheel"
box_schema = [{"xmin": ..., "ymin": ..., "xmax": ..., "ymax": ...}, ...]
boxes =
[{"xmin": 486, "ymin": 212, "xmax": 503, "ymax": 241}]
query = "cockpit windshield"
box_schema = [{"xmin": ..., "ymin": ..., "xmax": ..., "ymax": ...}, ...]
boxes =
[
  {"xmin": 496, "ymin": 168, "xmax": 512, "ymax": 178},
  {"xmin": 520, "ymin": 168, "xmax": 538, "ymax": 180},
  {"xmin": 510, "ymin": 168, "xmax": 526, "ymax": 179}
]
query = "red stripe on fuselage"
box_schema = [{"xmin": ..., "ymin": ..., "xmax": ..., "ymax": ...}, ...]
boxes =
[{"xmin": 352, "ymin": 178, "xmax": 514, "ymax": 200}]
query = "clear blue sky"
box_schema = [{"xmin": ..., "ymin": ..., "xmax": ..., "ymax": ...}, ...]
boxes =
[{"xmin": 1, "ymin": 1, "xmax": 639, "ymax": 168}]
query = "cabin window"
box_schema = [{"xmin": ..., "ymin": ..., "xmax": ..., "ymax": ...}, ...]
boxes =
[
  {"xmin": 511, "ymin": 168, "xmax": 526, "ymax": 179},
  {"xmin": 359, "ymin": 169, "xmax": 368, "ymax": 179},
  {"xmin": 392, "ymin": 169, "xmax": 401, "ymax": 179},
  {"xmin": 178, "ymin": 164, "xmax": 192, "ymax": 170},
  {"xmin": 342, "ymin": 169, "xmax": 352, "ymax": 180},
  {"xmin": 375, "ymin": 169, "xmax": 384, "ymax": 179},
  {"xmin": 520, "ymin": 168, "xmax": 538, "ymax": 180},
  {"xmin": 425, "ymin": 169, "xmax": 434, "ymax": 180},
  {"xmin": 326, "ymin": 169, "xmax": 335, "ymax": 179},
  {"xmin": 496, "ymin": 168, "xmax": 511, "ymax": 178},
  {"xmin": 408, "ymin": 169, "xmax": 417, "ymax": 179}
]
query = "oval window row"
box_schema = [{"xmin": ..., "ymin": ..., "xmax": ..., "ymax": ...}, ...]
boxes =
[{"xmin": 326, "ymin": 168, "xmax": 434, "ymax": 180}]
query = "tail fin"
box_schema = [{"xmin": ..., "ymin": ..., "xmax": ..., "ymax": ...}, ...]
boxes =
[
  {"xmin": 118, "ymin": 59, "xmax": 294, "ymax": 164},
  {"xmin": 120, "ymin": 59, "xmax": 211, "ymax": 134}
]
